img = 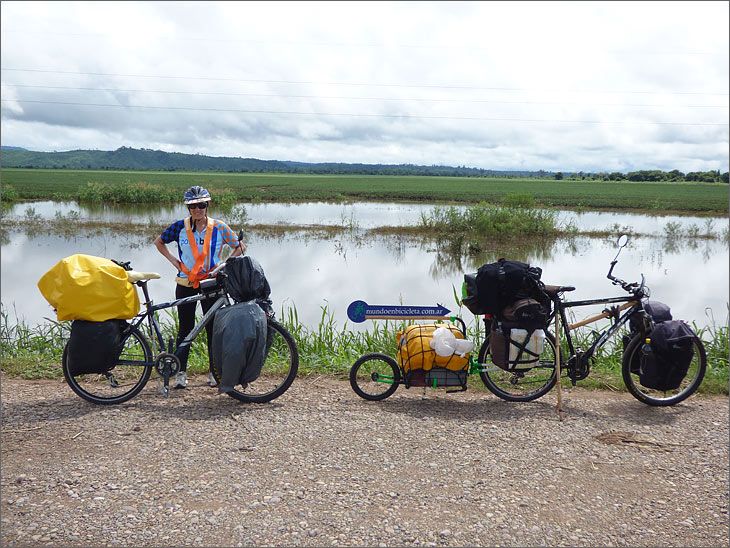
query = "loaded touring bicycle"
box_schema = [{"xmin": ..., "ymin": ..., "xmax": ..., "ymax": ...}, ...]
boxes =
[{"xmin": 350, "ymin": 236, "xmax": 706, "ymax": 406}]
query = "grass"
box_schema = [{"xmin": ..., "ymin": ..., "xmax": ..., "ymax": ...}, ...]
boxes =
[
  {"xmin": 1, "ymin": 168, "xmax": 728, "ymax": 213},
  {"xmin": 1, "ymin": 303, "xmax": 727, "ymax": 395}
]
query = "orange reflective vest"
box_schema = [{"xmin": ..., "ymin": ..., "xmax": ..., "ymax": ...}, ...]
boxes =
[{"xmin": 178, "ymin": 216, "xmax": 214, "ymax": 288}]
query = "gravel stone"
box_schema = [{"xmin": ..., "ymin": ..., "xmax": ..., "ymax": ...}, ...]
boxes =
[{"xmin": 1, "ymin": 374, "xmax": 728, "ymax": 546}]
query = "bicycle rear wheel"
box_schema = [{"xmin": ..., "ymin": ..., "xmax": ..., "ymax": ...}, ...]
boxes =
[
  {"xmin": 62, "ymin": 326, "xmax": 153, "ymax": 405},
  {"xmin": 478, "ymin": 331, "xmax": 558, "ymax": 402},
  {"xmin": 212, "ymin": 319, "xmax": 298, "ymax": 403},
  {"xmin": 622, "ymin": 333, "xmax": 706, "ymax": 406}
]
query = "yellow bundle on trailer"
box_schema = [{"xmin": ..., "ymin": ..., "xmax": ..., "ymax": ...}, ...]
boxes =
[
  {"xmin": 397, "ymin": 323, "xmax": 469, "ymax": 372},
  {"xmin": 37, "ymin": 254, "xmax": 140, "ymax": 321}
]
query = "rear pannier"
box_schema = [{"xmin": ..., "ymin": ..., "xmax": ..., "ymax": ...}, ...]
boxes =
[
  {"xmin": 66, "ymin": 320, "xmax": 126, "ymax": 376},
  {"xmin": 489, "ymin": 323, "xmax": 546, "ymax": 371}
]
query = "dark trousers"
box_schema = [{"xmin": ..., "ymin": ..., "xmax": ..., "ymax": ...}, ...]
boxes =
[{"xmin": 175, "ymin": 283, "xmax": 215, "ymax": 372}]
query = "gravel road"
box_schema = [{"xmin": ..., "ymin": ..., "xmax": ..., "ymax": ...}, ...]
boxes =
[{"xmin": 1, "ymin": 373, "xmax": 728, "ymax": 547}]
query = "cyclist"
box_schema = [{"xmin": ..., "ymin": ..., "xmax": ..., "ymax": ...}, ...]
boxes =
[{"xmin": 153, "ymin": 185, "xmax": 245, "ymax": 388}]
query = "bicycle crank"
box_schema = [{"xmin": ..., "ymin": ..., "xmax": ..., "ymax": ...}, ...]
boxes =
[{"xmin": 154, "ymin": 352, "xmax": 181, "ymax": 397}]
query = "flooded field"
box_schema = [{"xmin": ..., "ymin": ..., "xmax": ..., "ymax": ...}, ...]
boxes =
[{"xmin": 1, "ymin": 200, "xmax": 727, "ymax": 332}]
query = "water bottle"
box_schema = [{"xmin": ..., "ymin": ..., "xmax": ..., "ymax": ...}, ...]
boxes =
[{"xmin": 640, "ymin": 338, "xmax": 652, "ymax": 374}]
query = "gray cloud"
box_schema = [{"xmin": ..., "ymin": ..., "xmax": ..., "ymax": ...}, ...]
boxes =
[{"xmin": 1, "ymin": 1, "xmax": 728, "ymax": 172}]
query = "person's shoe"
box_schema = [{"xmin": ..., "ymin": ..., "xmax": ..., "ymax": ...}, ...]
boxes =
[
  {"xmin": 207, "ymin": 371, "xmax": 218, "ymax": 387},
  {"xmin": 173, "ymin": 371, "xmax": 188, "ymax": 389}
]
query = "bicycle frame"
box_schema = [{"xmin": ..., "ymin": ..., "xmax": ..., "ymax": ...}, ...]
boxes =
[
  {"xmin": 127, "ymin": 280, "xmax": 230, "ymax": 358},
  {"xmin": 551, "ymin": 293, "xmax": 643, "ymax": 382}
]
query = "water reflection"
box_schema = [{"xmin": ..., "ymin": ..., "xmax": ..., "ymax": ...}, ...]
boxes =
[
  {"xmin": 3, "ymin": 200, "xmax": 727, "ymax": 236},
  {"xmin": 1, "ymin": 227, "xmax": 727, "ymax": 333}
]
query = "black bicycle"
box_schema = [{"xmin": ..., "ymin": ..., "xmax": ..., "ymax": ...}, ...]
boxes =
[
  {"xmin": 478, "ymin": 235, "xmax": 706, "ymax": 406},
  {"xmin": 61, "ymin": 260, "xmax": 298, "ymax": 405}
]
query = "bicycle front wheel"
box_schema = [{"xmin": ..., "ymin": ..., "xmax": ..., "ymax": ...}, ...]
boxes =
[
  {"xmin": 622, "ymin": 333, "xmax": 706, "ymax": 406},
  {"xmin": 62, "ymin": 326, "xmax": 153, "ymax": 405},
  {"xmin": 478, "ymin": 331, "xmax": 558, "ymax": 402},
  {"xmin": 213, "ymin": 319, "xmax": 299, "ymax": 403}
]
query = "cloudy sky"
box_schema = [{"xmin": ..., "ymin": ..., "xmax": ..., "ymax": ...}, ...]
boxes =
[{"xmin": 1, "ymin": 1, "xmax": 728, "ymax": 172}]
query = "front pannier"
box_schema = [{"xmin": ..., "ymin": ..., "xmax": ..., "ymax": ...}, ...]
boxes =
[
  {"xmin": 639, "ymin": 320, "xmax": 696, "ymax": 391},
  {"xmin": 211, "ymin": 301, "xmax": 267, "ymax": 392},
  {"xmin": 66, "ymin": 320, "xmax": 126, "ymax": 376},
  {"xmin": 224, "ymin": 256, "xmax": 271, "ymax": 304},
  {"xmin": 212, "ymin": 301, "xmax": 268, "ymax": 393}
]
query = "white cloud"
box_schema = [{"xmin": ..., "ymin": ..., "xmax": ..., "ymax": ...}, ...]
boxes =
[{"xmin": 1, "ymin": 1, "xmax": 728, "ymax": 172}]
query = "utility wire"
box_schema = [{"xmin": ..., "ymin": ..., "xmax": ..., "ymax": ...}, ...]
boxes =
[
  {"xmin": 3, "ymin": 99, "xmax": 727, "ymax": 126},
  {"xmin": 2, "ymin": 68, "xmax": 727, "ymax": 96},
  {"xmin": 3, "ymin": 29, "xmax": 728, "ymax": 56},
  {"xmin": 3, "ymin": 84, "xmax": 728, "ymax": 109}
]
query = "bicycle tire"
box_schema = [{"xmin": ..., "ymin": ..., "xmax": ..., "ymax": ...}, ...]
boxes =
[
  {"xmin": 62, "ymin": 326, "xmax": 153, "ymax": 405},
  {"xmin": 621, "ymin": 332, "xmax": 706, "ymax": 406},
  {"xmin": 478, "ymin": 331, "xmax": 558, "ymax": 402},
  {"xmin": 212, "ymin": 319, "xmax": 299, "ymax": 404},
  {"xmin": 349, "ymin": 353, "xmax": 401, "ymax": 401}
]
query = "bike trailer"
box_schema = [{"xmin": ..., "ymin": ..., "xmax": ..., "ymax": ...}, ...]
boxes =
[
  {"xmin": 66, "ymin": 319, "xmax": 126, "ymax": 376},
  {"xmin": 462, "ymin": 259, "xmax": 546, "ymax": 316},
  {"xmin": 396, "ymin": 323, "xmax": 470, "ymax": 388},
  {"xmin": 37, "ymin": 254, "xmax": 140, "ymax": 321},
  {"xmin": 639, "ymin": 320, "xmax": 695, "ymax": 391}
]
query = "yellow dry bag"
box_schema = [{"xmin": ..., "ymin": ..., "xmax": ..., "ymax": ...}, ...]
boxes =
[
  {"xmin": 396, "ymin": 323, "xmax": 469, "ymax": 373},
  {"xmin": 37, "ymin": 254, "xmax": 140, "ymax": 321}
]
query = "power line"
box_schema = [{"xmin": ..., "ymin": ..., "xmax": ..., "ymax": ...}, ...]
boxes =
[
  {"xmin": 3, "ymin": 84, "xmax": 728, "ymax": 109},
  {"xmin": 3, "ymin": 99, "xmax": 727, "ymax": 127},
  {"xmin": 3, "ymin": 29, "xmax": 728, "ymax": 56},
  {"xmin": 2, "ymin": 68, "xmax": 727, "ymax": 96}
]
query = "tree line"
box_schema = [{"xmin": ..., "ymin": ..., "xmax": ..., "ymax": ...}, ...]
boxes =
[{"xmin": 1, "ymin": 146, "xmax": 727, "ymax": 183}]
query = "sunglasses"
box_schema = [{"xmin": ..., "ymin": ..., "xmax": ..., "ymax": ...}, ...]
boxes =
[{"xmin": 187, "ymin": 203, "xmax": 208, "ymax": 210}]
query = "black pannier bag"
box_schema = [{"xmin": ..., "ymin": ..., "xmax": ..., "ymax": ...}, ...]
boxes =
[
  {"xmin": 502, "ymin": 298, "xmax": 549, "ymax": 330},
  {"xmin": 626, "ymin": 301, "xmax": 674, "ymax": 372},
  {"xmin": 212, "ymin": 301, "xmax": 268, "ymax": 393},
  {"xmin": 489, "ymin": 324, "xmax": 509, "ymax": 369},
  {"xmin": 644, "ymin": 301, "xmax": 672, "ymax": 323},
  {"xmin": 66, "ymin": 320, "xmax": 126, "ymax": 376},
  {"xmin": 462, "ymin": 259, "xmax": 544, "ymax": 317},
  {"xmin": 224, "ymin": 256, "xmax": 271, "ymax": 304},
  {"xmin": 639, "ymin": 320, "xmax": 696, "ymax": 391}
]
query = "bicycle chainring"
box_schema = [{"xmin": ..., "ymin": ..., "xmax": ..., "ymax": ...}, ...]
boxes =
[
  {"xmin": 154, "ymin": 352, "xmax": 181, "ymax": 378},
  {"xmin": 567, "ymin": 352, "xmax": 591, "ymax": 382}
]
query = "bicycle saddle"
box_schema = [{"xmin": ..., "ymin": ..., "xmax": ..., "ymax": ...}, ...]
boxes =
[
  {"xmin": 127, "ymin": 271, "xmax": 161, "ymax": 283},
  {"xmin": 543, "ymin": 284, "xmax": 576, "ymax": 296}
]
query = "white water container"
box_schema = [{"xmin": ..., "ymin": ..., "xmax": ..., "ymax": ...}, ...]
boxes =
[{"xmin": 508, "ymin": 329, "xmax": 545, "ymax": 366}]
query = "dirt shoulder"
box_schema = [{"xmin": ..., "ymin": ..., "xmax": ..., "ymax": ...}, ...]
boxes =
[{"xmin": 1, "ymin": 374, "xmax": 728, "ymax": 547}]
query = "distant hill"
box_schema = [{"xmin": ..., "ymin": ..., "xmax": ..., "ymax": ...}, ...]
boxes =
[{"xmin": 0, "ymin": 146, "xmax": 551, "ymax": 178}]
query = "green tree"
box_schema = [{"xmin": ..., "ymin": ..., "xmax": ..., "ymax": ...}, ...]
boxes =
[{"xmin": 555, "ymin": 172, "xmax": 563, "ymax": 180}]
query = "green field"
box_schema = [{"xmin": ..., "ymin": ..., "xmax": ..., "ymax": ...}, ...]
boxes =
[{"xmin": 1, "ymin": 168, "xmax": 728, "ymax": 213}]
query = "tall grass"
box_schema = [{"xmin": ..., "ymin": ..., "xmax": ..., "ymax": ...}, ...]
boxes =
[
  {"xmin": 77, "ymin": 181, "xmax": 237, "ymax": 208},
  {"xmin": 2, "ymin": 303, "xmax": 727, "ymax": 394},
  {"xmin": 419, "ymin": 202, "xmax": 562, "ymax": 237}
]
